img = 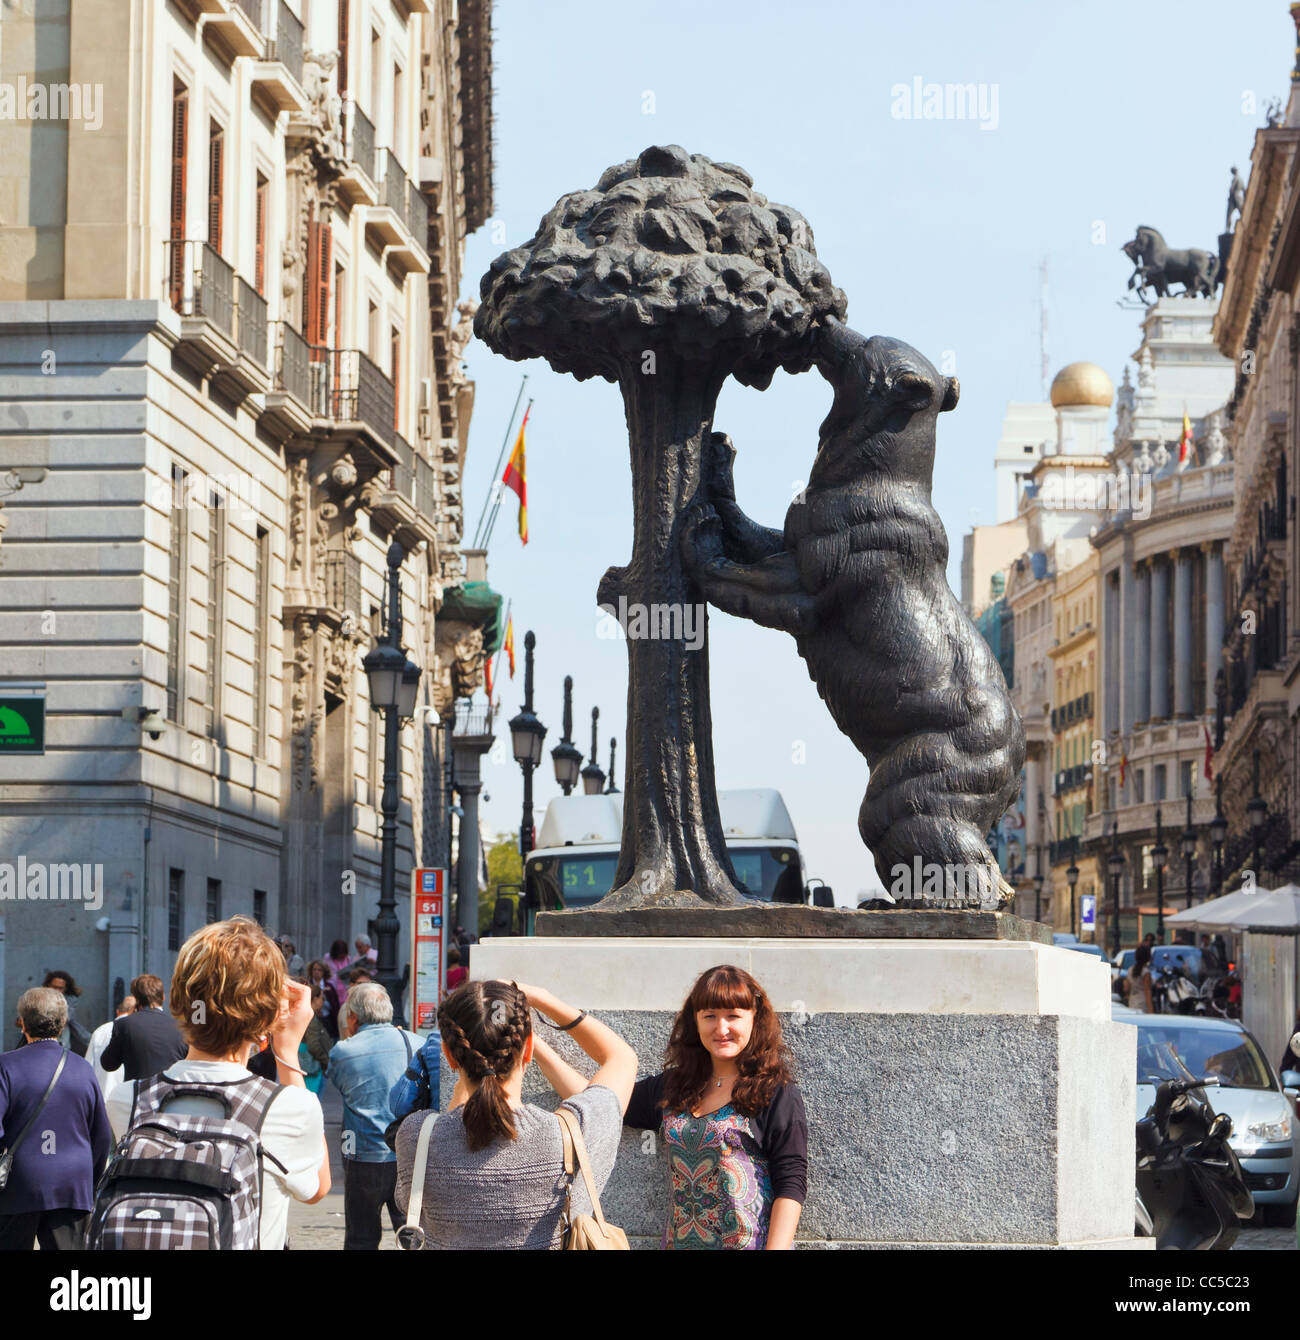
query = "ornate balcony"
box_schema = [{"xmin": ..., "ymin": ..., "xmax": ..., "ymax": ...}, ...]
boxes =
[
  {"xmin": 308, "ymin": 347, "xmax": 396, "ymax": 457},
  {"xmin": 363, "ymin": 149, "xmax": 429, "ymax": 273},
  {"xmin": 260, "ymin": 321, "xmax": 313, "ymax": 439},
  {"xmin": 164, "ymin": 239, "xmax": 238, "ymax": 375},
  {"xmin": 338, "ymin": 101, "xmax": 378, "ymax": 205},
  {"xmin": 250, "ymin": 0, "xmax": 309, "ymax": 114}
]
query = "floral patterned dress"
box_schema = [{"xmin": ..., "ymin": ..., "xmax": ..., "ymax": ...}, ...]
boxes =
[{"xmin": 659, "ymin": 1103, "xmax": 774, "ymax": 1250}]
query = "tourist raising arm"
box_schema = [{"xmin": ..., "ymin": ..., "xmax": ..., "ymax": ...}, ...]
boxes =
[{"xmin": 514, "ymin": 982, "xmax": 636, "ymax": 1112}]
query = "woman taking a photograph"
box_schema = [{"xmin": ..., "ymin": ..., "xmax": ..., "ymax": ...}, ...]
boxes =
[
  {"xmin": 393, "ymin": 979, "xmax": 635, "ymax": 1248},
  {"xmin": 623, "ymin": 963, "xmax": 808, "ymax": 1250}
]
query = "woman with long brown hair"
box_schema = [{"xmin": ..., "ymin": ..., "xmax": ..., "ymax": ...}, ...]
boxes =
[
  {"xmin": 393, "ymin": 979, "xmax": 635, "ymax": 1248},
  {"xmin": 623, "ymin": 964, "xmax": 808, "ymax": 1250}
]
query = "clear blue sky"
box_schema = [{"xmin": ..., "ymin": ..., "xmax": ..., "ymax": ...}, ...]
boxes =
[{"xmin": 458, "ymin": 0, "xmax": 1287, "ymax": 902}]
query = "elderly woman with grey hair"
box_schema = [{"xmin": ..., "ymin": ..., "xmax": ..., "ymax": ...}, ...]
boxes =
[{"xmin": 327, "ymin": 982, "xmax": 424, "ymax": 1250}]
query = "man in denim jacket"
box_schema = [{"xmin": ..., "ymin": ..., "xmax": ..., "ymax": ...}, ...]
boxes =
[{"xmin": 328, "ymin": 984, "xmax": 425, "ymax": 1250}]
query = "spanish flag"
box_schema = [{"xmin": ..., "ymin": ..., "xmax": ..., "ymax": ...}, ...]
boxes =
[
  {"xmin": 502, "ymin": 405, "xmax": 530, "ymax": 544},
  {"xmin": 1178, "ymin": 412, "xmax": 1194, "ymax": 466},
  {"xmin": 1119, "ymin": 746, "xmax": 1128, "ymax": 789},
  {"xmin": 484, "ymin": 655, "xmax": 494, "ymax": 707},
  {"xmin": 503, "ymin": 616, "xmax": 516, "ymax": 678}
]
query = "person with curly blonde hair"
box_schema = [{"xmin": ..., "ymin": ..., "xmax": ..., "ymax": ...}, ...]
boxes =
[
  {"xmin": 104, "ymin": 916, "xmax": 331, "ymax": 1248},
  {"xmin": 623, "ymin": 964, "xmax": 808, "ymax": 1250}
]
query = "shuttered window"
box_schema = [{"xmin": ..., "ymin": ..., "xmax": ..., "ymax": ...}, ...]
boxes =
[
  {"xmin": 391, "ymin": 327, "xmax": 400, "ymax": 432},
  {"xmin": 208, "ymin": 122, "xmax": 224, "ymax": 253},
  {"xmin": 169, "ymin": 83, "xmax": 188, "ymax": 306},
  {"xmin": 338, "ymin": 0, "xmax": 350, "ymax": 97},
  {"xmin": 254, "ymin": 173, "xmax": 268, "ymax": 296},
  {"xmin": 305, "ymin": 217, "xmax": 332, "ymax": 348}
]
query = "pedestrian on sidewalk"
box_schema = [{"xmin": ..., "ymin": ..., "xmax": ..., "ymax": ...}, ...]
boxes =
[
  {"xmin": 622, "ymin": 964, "xmax": 808, "ymax": 1250},
  {"xmin": 328, "ymin": 983, "xmax": 422, "ymax": 1249},
  {"xmin": 394, "ymin": 980, "xmax": 635, "ymax": 1249},
  {"xmin": 87, "ymin": 994, "xmax": 135, "ymax": 1102},
  {"xmin": 326, "ymin": 941, "xmax": 352, "ymax": 1005},
  {"xmin": 40, "ymin": 971, "xmax": 91, "ymax": 1057},
  {"xmin": 308, "ymin": 960, "xmax": 341, "ymax": 1039},
  {"xmin": 0, "ymin": 987, "xmax": 113, "ymax": 1250},
  {"xmin": 98, "ymin": 974, "xmax": 187, "ymax": 1082},
  {"xmin": 102, "ymin": 917, "xmax": 332, "ymax": 1249}
]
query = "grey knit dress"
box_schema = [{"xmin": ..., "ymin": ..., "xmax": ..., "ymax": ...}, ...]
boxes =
[{"xmin": 393, "ymin": 1084, "xmax": 621, "ymax": 1249}]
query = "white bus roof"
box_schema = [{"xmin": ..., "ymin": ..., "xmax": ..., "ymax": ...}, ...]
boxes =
[{"xmin": 533, "ymin": 788, "xmax": 797, "ymax": 851}]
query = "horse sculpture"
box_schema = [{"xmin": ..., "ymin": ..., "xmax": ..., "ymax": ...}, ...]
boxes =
[{"xmin": 1121, "ymin": 226, "xmax": 1218, "ymax": 301}]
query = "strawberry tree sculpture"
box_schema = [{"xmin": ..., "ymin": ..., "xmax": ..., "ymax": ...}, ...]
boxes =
[{"xmin": 476, "ymin": 144, "xmax": 846, "ymax": 910}]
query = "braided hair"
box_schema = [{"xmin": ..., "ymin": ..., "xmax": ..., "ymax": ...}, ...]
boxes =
[{"xmin": 438, "ymin": 980, "xmax": 532, "ymax": 1151}]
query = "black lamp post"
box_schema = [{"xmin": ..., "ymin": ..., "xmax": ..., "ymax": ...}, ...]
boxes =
[
  {"xmin": 1179, "ymin": 789, "xmax": 1197, "ymax": 911},
  {"xmin": 1032, "ymin": 845, "xmax": 1044, "ymax": 925},
  {"xmin": 1107, "ymin": 818, "xmax": 1125, "ymax": 957},
  {"xmin": 361, "ymin": 541, "xmax": 421, "ymax": 1015},
  {"xmin": 550, "ymin": 676, "xmax": 583, "ymax": 796},
  {"xmin": 1066, "ymin": 837, "xmax": 1080, "ymax": 939},
  {"xmin": 1247, "ymin": 747, "xmax": 1267, "ymax": 881},
  {"xmin": 509, "ymin": 631, "xmax": 547, "ymax": 863},
  {"xmin": 580, "ymin": 707, "xmax": 606, "ymax": 795},
  {"xmin": 1210, "ymin": 776, "xmax": 1227, "ymax": 896},
  {"xmin": 605, "ymin": 736, "xmax": 619, "ymax": 794},
  {"xmin": 1151, "ymin": 807, "xmax": 1167, "ymax": 946}
]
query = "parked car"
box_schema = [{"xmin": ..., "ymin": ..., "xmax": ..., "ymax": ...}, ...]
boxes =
[
  {"xmin": 1063, "ymin": 943, "xmax": 1107, "ymax": 962},
  {"xmin": 1114, "ymin": 1012, "xmax": 1299, "ymax": 1225},
  {"xmin": 1053, "ymin": 932, "xmax": 1079, "ymax": 946},
  {"xmin": 1112, "ymin": 946, "xmax": 1208, "ymax": 998}
]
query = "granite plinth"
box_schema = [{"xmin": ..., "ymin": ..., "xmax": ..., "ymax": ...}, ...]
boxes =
[
  {"xmin": 535, "ymin": 905, "xmax": 1052, "ymax": 943},
  {"xmin": 467, "ymin": 937, "xmax": 1146, "ymax": 1249}
]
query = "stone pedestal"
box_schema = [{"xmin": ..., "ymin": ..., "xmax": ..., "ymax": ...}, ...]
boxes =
[{"xmin": 470, "ymin": 937, "xmax": 1145, "ymax": 1249}]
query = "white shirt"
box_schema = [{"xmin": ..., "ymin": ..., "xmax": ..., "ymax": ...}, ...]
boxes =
[
  {"xmin": 88, "ymin": 1017, "xmax": 126, "ymax": 1103},
  {"xmin": 106, "ymin": 1059, "xmax": 324, "ymax": 1249}
]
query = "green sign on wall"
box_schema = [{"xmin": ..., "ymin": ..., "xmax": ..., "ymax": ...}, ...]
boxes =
[{"xmin": 0, "ymin": 697, "xmax": 45, "ymax": 753}]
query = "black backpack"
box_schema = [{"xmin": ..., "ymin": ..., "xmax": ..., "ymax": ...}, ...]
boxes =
[{"xmin": 88, "ymin": 1073, "xmax": 286, "ymax": 1250}]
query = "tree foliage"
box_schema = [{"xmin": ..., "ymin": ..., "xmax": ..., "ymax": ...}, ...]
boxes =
[{"xmin": 475, "ymin": 144, "xmax": 847, "ymax": 388}]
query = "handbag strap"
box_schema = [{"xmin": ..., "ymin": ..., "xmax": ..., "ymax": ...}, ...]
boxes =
[
  {"xmin": 3, "ymin": 1047, "xmax": 67, "ymax": 1159},
  {"xmin": 402, "ymin": 1112, "xmax": 438, "ymax": 1237},
  {"xmin": 556, "ymin": 1104, "xmax": 610, "ymax": 1231}
]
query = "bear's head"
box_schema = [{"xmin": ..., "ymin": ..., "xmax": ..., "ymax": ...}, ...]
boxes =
[{"xmin": 809, "ymin": 318, "xmax": 957, "ymax": 490}]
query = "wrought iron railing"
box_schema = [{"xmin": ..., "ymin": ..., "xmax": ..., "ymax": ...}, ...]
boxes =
[
  {"xmin": 321, "ymin": 548, "xmax": 362, "ymax": 619},
  {"xmin": 275, "ymin": 322, "xmax": 310, "ymax": 407},
  {"xmin": 307, "ymin": 347, "xmax": 395, "ymax": 447},
  {"xmin": 390, "ymin": 432, "xmax": 415, "ymax": 501},
  {"xmin": 236, "ymin": 278, "xmax": 267, "ymax": 368},
  {"xmin": 164, "ymin": 240, "xmax": 235, "ymax": 340},
  {"xmin": 268, "ymin": 0, "xmax": 303, "ymax": 88},
  {"xmin": 381, "ymin": 149, "xmax": 406, "ymax": 217},
  {"xmin": 415, "ymin": 453, "xmax": 434, "ymax": 519},
  {"xmin": 453, "ymin": 704, "xmax": 494, "ymax": 738},
  {"xmin": 343, "ymin": 100, "xmax": 375, "ymax": 181},
  {"xmin": 235, "ymin": 0, "xmax": 263, "ymax": 27},
  {"xmin": 407, "ymin": 179, "xmax": 429, "ymax": 245}
]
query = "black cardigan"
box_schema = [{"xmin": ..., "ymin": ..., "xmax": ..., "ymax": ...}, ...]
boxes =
[{"xmin": 623, "ymin": 1071, "xmax": 808, "ymax": 1204}]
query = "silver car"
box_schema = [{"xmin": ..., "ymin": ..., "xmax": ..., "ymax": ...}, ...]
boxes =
[{"xmin": 1114, "ymin": 1009, "xmax": 1299, "ymax": 1225}]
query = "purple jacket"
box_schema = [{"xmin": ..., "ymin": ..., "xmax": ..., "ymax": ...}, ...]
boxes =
[{"xmin": 0, "ymin": 1039, "xmax": 113, "ymax": 1214}]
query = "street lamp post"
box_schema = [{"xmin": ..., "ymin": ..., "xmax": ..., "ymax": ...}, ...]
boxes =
[
  {"xmin": 606, "ymin": 736, "xmax": 619, "ymax": 794},
  {"xmin": 1180, "ymin": 789, "xmax": 1197, "ymax": 912},
  {"xmin": 580, "ymin": 707, "xmax": 606, "ymax": 795},
  {"xmin": 1032, "ymin": 845, "xmax": 1044, "ymax": 925},
  {"xmin": 1066, "ymin": 837, "xmax": 1080, "ymax": 939},
  {"xmin": 550, "ymin": 676, "xmax": 583, "ymax": 796},
  {"xmin": 1151, "ymin": 807, "xmax": 1167, "ymax": 947},
  {"xmin": 1108, "ymin": 818, "xmax": 1125, "ymax": 957},
  {"xmin": 509, "ymin": 631, "xmax": 547, "ymax": 865},
  {"xmin": 1247, "ymin": 747, "xmax": 1267, "ymax": 883},
  {"xmin": 1210, "ymin": 776, "xmax": 1227, "ymax": 896},
  {"xmin": 361, "ymin": 541, "xmax": 421, "ymax": 1017}
]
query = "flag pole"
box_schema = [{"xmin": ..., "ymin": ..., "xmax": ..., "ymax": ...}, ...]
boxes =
[
  {"xmin": 483, "ymin": 398, "xmax": 532, "ymax": 550},
  {"xmin": 472, "ymin": 374, "xmax": 527, "ymax": 549}
]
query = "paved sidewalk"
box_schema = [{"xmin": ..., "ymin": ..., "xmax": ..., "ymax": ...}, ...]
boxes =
[{"xmin": 286, "ymin": 1083, "xmax": 398, "ymax": 1250}]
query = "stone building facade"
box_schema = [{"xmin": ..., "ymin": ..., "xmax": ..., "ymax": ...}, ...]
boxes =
[
  {"xmin": 0, "ymin": 0, "xmax": 496, "ymax": 1029},
  {"xmin": 1083, "ymin": 297, "xmax": 1235, "ymax": 943}
]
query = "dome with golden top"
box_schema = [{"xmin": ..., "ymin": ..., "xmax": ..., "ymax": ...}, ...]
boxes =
[{"xmin": 1050, "ymin": 362, "xmax": 1114, "ymax": 409}]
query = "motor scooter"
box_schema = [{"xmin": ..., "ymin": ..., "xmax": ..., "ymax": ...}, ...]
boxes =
[{"xmin": 1135, "ymin": 1069, "xmax": 1254, "ymax": 1249}]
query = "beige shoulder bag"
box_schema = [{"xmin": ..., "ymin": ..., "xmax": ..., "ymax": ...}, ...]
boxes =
[
  {"xmin": 556, "ymin": 1104, "xmax": 629, "ymax": 1250},
  {"xmin": 395, "ymin": 1112, "xmax": 437, "ymax": 1250}
]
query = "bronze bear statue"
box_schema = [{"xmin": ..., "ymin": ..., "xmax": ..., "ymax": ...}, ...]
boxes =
[{"xmin": 682, "ymin": 317, "xmax": 1025, "ymax": 909}]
